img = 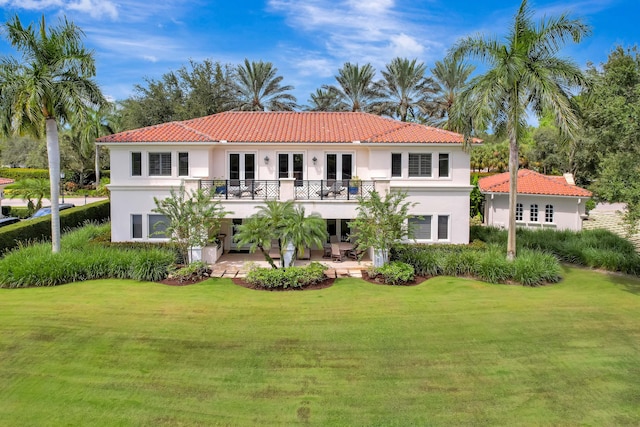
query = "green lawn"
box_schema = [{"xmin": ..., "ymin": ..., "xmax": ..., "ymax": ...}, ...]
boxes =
[{"xmin": 1, "ymin": 268, "xmax": 639, "ymax": 426}]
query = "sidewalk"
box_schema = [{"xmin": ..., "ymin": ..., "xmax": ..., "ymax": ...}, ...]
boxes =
[{"xmin": 1, "ymin": 196, "xmax": 108, "ymax": 208}]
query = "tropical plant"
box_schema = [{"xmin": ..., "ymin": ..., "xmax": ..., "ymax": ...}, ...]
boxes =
[
  {"xmin": 5, "ymin": 178, "xmax": 50, "ymax": 215},
  {"xmin": 152, "ymin": 185, "xmax": 231, "ymax": 264},
  {"xmin": 427, "ymin": 56, "xmax": 475, "ymax": 130},
  {"xmin": 0, "ymin": 15, "xmax": 106, "ymax": 253},
  {"xmin": 234, "ymin": 200, "xmax": 328, "ymax": 268},
  {"xmin": 449, "ymin": 0, "xmax": 590, "ymax": 260},
  {"xmin": 349, "ymin": 191, "xmax": 416, "ymax": 267},
  {"xmin": 375, "ymin": 57, "xmax": 437, "ymax": 122},
  {"xmin": 228, "ymin": 59, "xmax": 297, "ymax": 111},
  {"xmin": 305, "ymin": 88, "xmax": 345, "ymax": 111},
  {"xmin": 323, "ymin": 62, "xmax": 382, "ymax": 112}
]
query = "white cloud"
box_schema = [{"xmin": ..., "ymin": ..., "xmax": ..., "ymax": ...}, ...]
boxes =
[
  {"xmin": 0, "ymin": 0, "xmax": 118, "ymax": 20},
  {"xmin": 67, "ymin": 0, "xmax": 118, "ymax": 20}
]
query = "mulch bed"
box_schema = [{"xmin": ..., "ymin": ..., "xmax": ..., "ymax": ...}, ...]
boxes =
[{"xmin": 158, "ymin": 276, "xmax": 211, "ymax": 286}]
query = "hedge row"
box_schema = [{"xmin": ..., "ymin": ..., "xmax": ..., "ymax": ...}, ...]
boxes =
[
  {"xmin": 0, "ymin": 223, "xmax": 176, "ymax": 288},
  {"xmin": 0, "ymin": 200, "xmax": 111, "ymax": 255},
  {"xmin": 470, "ymin": 226, "xmax": 640, "ymax": 275},
  {"xmin": 0, "ymin": 168, "xmax": 110, "ymax": 182},
  {"xmin": 392, "ymin": 244, "xmax": 562, "ymax": 286}
]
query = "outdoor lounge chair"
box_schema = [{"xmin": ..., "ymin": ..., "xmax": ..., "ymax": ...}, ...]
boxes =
[
  {"xmin": 268, "ymin": 240, "xmax": 280, "ymax": 259},
  {"xmin": 331, "ymin": 243, "xmax": 343, "ymax": 262},
  {"xmin": 316, "ymin": 181, "xmax": 344, "ymax": 198}
]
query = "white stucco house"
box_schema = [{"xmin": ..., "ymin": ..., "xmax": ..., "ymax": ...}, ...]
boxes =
[
  {"xmin": 479, "ymin": 169, "xmax": 592, "ymax": 231},
  {"xmin": 97, "ymin": 111, "xmax": 477, "ymax": 258}
]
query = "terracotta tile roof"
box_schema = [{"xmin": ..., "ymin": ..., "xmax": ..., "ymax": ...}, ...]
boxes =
[
  {"xmin": 97, "ymin": 111, "xmax": 481, "ymax": 144},
  {"xmin": 478, "ymin": 169, "xmax": 592, "ymax": 197},
  {"xmin": 0, "ymin": 178, "xmax": 15, "ymax": 185}
]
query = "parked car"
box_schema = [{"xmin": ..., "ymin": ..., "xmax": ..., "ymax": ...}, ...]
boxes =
[
  {"xmin": 0, "ymin": 217, "xmax": 20, "ymax": 228},
  {"xmin": 31, "ymin": 203, "xmax": 76, "ymax": 219}
]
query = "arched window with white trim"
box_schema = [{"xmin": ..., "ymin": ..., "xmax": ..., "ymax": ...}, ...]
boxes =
[
  {"xmin": 515, "ymin": 203, "xmax": 523, "ymax": 221},
  {"xmin": 530, "ymin": 204, "xmax": 538, "ymax": 222}
]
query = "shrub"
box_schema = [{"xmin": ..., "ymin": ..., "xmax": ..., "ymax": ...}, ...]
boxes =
[
  {"xmin": 0, "ymin": 200, "xmax": 111, "ymax": 255},
  {"xmin": 512, "ymin": 250, "xmax": 562, "ymax": 286},
  {"xmin": 474, "ymin": 246, "xmax": 514, "ymax": 284},
  {"xmin": 0, "ymin": 223, "xmax": 177, "ymax": 288},
  {"xmin": 1, "ymin": 206, "xmax": 30, "ymax": 218},
  {"xmin": 368, "ymin": 261, "xmax": 415, "ymax": 285},
  {"xmin": 170, "ymin": 261, "xmax": 212, "ymax": 283},
  {"xmin": 0, "ymin": 168, "xmax": 49, "ymax": 180},
  {"xmin": 246, "ymin": 262, "xmax": 328, "ymax": 289}
]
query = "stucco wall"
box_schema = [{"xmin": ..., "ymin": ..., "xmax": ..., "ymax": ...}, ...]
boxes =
[{"xmin": 485, "ymin": 194, "xmax": 587, "ymax": 231}]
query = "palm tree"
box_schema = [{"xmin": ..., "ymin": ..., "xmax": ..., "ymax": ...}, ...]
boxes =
[
  {"xmin": 428, "ymin": 57, "xmax": 475, "ymax": 130},
  {"xmin": 376, "ymin": 57, "xmax": 437, "ymax": 122},
  {"xmin": 79, "ymin": 103, "xmax": 121, "ymax": 184},
  {"xmin": 229, "ymin": 59, "xmax": 297, "ymax": 111},
  {"xmin": 234, "ymin": 200, "xmax": 328, "ymax": 268},
  {"xmin": 450, "ymin": 0, "xmax": 590, "ymax": 260},
  {"xmin": 323, "ymin": 62, "xmax": 382, "ymax": 112},
  {"xmin": 6, "ymin": 178, "xmax": 50, "ymax": 215},
  {"xmin": 305, "ymin": 88, "xmax": 345, "ymax": 112},
  {"xmin": 0, "ymin": 15, "xmax": 106, "ymax": 252}
]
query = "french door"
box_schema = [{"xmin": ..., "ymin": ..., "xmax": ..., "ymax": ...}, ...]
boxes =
[
  {"xmin": 278, "ymin": 153, "xmax": 304, "ymax": 185},
  {"xmin": 326, "ymin": 153, "xmax": 352, "ymax": 185},
  {"xmin": 229, "ymin": 153, "xmax": 255, "ymax": 185}
]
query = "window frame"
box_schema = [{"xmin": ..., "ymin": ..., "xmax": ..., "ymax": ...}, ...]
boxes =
[
  {"xmin": 545, "ymin": 204, "xmax": 554, "ymax": 223},
  {"xmin": 437, "ymin": 215, "xmax": 449, "ymax": 241},
  {"xmin": 178, "ymin": 152, "xmax": 189, "ymax": 177},
  {"xmin": 131, "ymin": 214, "xmax": 142, "ymax": 239},
  {"xmin": 131, "ymin": 152, "xmax": 142, "ymax": 177},
  {"xmin": 408, "ymin": 153, "xmax": 432, "ymax": 178},
  {"xmin": 530, "ymin": 204, "xmax": 539, "ymax": 222},
  {"xmin": 148, "ymin": 152, "xmax": 172, "ymax": 176},
  {"xmin": 391, "ymin": 153, "xmax": 402, "ymax": 178},
  {"xmin": 515, "ymin": 203, "xmax": 523, "ymax": 222},
  {"xmin": 409, "ymin": 215, "xmax": 432, "ymax": 241},
  {"xmin": 438, "ymin": 153, "xmax": 450, "ymax": 178},
  {"xmin": 148, "ymin": 214, "xmax": 169, "ymax": 239}
]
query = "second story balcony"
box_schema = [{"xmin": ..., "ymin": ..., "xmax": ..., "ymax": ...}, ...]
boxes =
[{"xmin": 199, "ymin": 179, "xmax": 376, "ymax": 202}]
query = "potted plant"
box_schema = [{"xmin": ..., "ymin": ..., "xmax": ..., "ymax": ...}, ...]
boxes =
[
  {"xmin": 349, "ymin": 176, "xmax": 361, "ymax": 195},
  {"xmin": 213, "ymin": 177, "xmax": 226, "ymax": 194}
]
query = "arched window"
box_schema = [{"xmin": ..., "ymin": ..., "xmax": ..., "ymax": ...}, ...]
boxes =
[
  {"xmin": 545, "ymin": 204, "xmax": 554, "ymax": 223},
  {"xmin": 530, "ymin": 204, "xmax": 538, "ymax": 222},
  {"xmin": 515, "ymin": 203, "xmax": 523, "ymax": 221}
]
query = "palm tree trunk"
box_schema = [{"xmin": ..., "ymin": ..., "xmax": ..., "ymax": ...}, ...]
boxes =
[
  {"xmin": 506, "ymin": 96, "xmax": 519, "ymax": 261},
  {"xmin": 46, "ymin": 118, "xmax": 61, "ymax": 253}
]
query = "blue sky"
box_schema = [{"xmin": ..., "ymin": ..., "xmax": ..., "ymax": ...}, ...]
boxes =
[{"xmin": 0, "ymin": 0, "xmax": 637, "ymax": 107}]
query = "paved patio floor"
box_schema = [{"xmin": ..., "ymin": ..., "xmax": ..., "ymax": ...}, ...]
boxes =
[
  {"xmin": 211, "ymin": 249, "xmax": 372, "ymax": 278},
  {"xmin": 583, "ymin": 203, "xmax": 640, "ymax": 250}
]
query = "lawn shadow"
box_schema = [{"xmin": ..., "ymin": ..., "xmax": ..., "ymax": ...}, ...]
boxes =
[{"xmin": 608, "ymin": 273, "xmax": 640, "ymax": 296}]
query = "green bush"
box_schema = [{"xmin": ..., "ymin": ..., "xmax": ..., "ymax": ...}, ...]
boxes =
[
  {"xmin": 474, "ymin": 246, "xmax": 514, "ymax": 284},
  {"xmin": 368, "ymin": 261, "xmax": 415, "ymax": 285},
  {"xmin": 0, "ymin": 168, "xmax": 49, "ymax": 180},
  {"xmin": 0, "ymin": 223, "xmax": 177, "ymax": 288},
  {"xmin": 470, "ymin": 226, "xmax": 640, "ymax": 275},
  {"xmin": 0, "ymin": 200, "xmax": 111, "ymax": 255},
  {"xmin": 1, "ymin": 206, "xmax": 30, "ymax": 218},
  {"xmin": 512, "ymin": 250, "xmax": 562, "ymax": 286},
  {"xmin": 170, "ymin": 261, "xmax": 212, "ymax": 283},
  {"xmin": 246, "ymin": 262, "xmax": 328, "ymax": 289}
]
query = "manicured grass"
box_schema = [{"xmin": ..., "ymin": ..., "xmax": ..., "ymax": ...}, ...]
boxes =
[{"xmin": 1, "ymin": 268, "xmax": 640, "ymax": 425}]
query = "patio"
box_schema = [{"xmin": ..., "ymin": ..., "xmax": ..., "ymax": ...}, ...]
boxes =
[{"xmin": 211, "ymin": 249, "xmax": 372, "ymax": 278}]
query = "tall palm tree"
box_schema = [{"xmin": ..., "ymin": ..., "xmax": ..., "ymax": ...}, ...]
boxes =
[
  {"xmin": 428, "ymin": 57, "xmax": 475, "ymax": 130},
  {"xmin": 0, "ymin": 15, "xmax": 106, "ymax": 252},
  {"xmin": 229, "ymin": 59, "xmax": 297, "ymax": 111},
  {"xmin": 375, "ymin": 57, "xmax": 437, "ymax": 122},
  {"xmin": 450, "ymin": 0, "xmax": 590, "ymax": 260},
  {"xmin": 323, "ymin": 62, "xmax": 382, "ymax": 112},
  {"xmin": 78, "ymin": 103, "xmax": 121, "ymax": 184}
]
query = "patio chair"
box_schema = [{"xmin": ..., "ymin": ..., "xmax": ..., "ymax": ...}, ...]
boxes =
[
  {"xmin": 323, "ymin": 244, "xmax": 332, "ymax": 258},
  {"xmin": 331, "ymin": 243, "xmax": 343, "ymax": 262},
  {"xmin": 329, "ymin": 235, "xmax": 339, "ymax": 244}
]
